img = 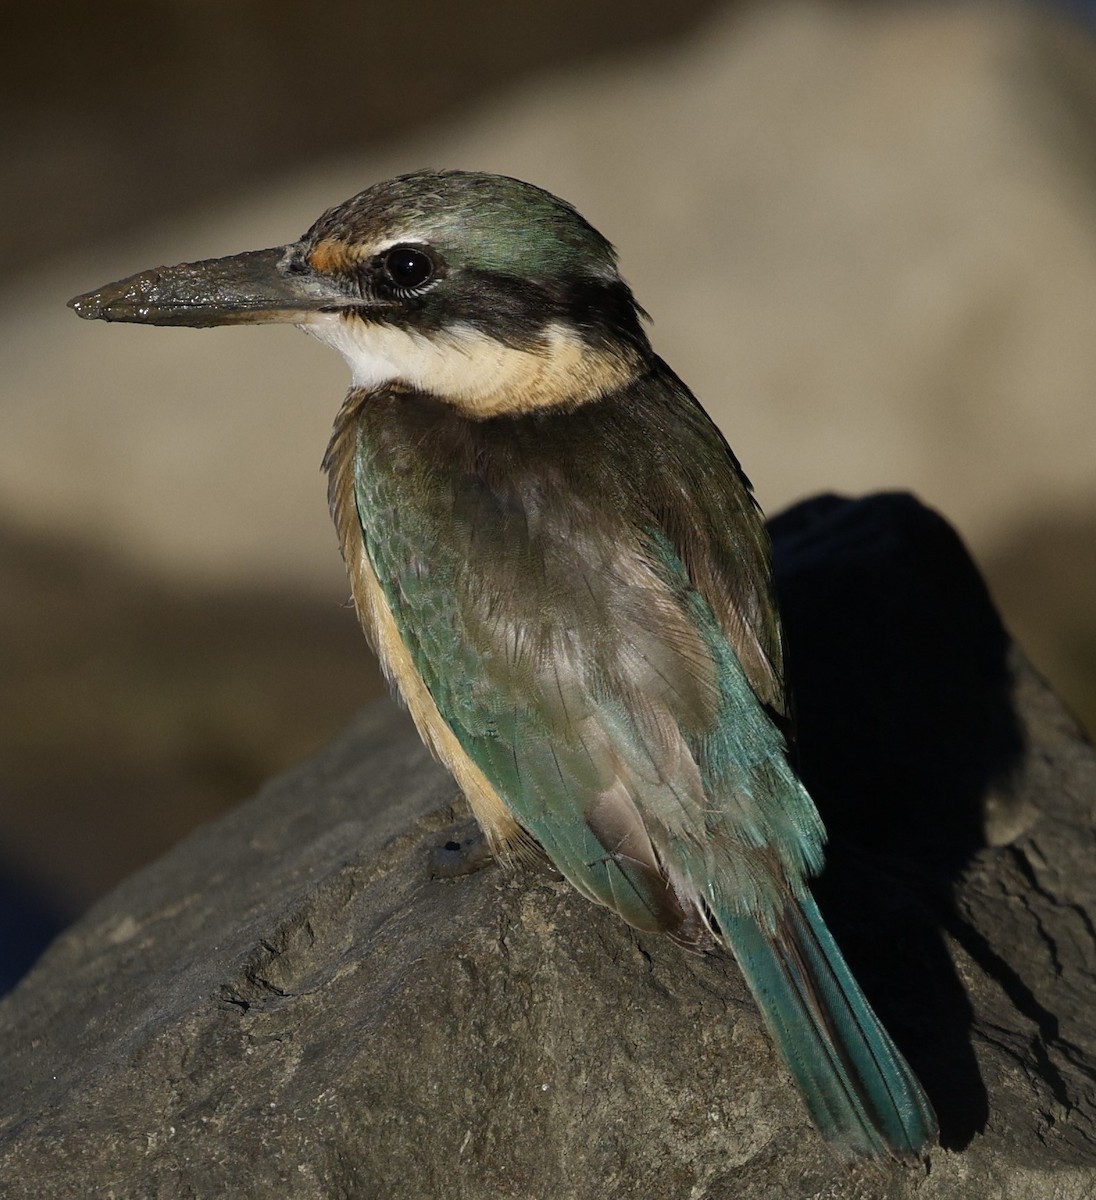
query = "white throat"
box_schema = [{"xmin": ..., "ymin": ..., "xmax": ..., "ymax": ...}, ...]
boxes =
[{"xmin": 299, "ymin": 313, "xmax": 637, "ymax": 417}]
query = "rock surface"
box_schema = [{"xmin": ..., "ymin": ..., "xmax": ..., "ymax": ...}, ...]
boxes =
[{"xmin": 1, "ymin": 493, "xmax": 1094, "ymax": 1199}]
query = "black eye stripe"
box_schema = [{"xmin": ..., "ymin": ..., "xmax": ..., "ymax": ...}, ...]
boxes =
[{"xmin": 381, "ymin": 245, "xmax": 435, "ymax": 290}]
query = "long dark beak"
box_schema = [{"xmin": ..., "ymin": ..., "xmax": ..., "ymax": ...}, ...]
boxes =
[{"xmin": 69, "ymin": 246, "xmax": 345, "ymax": 327}]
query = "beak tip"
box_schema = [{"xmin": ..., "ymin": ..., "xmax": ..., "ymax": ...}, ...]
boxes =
[
  {"xmin": 68, "ymin": 291, "xmax": 102, "ymax": 320},
  {"xmin": 68, "ymin": 271, "xmax": 170, "ymax": 324}
]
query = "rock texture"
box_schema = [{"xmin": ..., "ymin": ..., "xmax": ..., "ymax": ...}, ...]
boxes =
[{"xmin": 1, "ymin": 493, "xmax": 1094, "ymax": 1199}]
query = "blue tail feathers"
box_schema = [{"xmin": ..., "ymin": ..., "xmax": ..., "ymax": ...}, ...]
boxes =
[{"xmin": 720, "ymin": 892, "xmax": 938, "ymax": 1160}]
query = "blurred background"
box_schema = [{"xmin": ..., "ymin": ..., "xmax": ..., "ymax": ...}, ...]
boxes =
[{"xmin": 2, "ymin": 0, "xmax": 1095, "ymax": 989}]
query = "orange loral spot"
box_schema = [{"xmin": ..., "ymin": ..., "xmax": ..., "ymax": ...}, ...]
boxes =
[{"xmin": 309, "ymin": 238, "xmax": 357, "ymax": 274}]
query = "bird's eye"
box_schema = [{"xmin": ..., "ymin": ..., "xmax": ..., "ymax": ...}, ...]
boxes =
[{"xmin": 382, "ymin": 245, "xmax": 435, "ymax": 290}]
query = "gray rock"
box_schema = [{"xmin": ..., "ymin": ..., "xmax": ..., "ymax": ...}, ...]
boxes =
[{"xmin": 1, "ymin": 493, "xmax": 1094, "ymax": 1199}]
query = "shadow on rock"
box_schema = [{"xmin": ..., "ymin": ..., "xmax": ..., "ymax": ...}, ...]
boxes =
[{"xmin": 772, "ymin": 492, "xmax": 1025, "ymax": 1151}]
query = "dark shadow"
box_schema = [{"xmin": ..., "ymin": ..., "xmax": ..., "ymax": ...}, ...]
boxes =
[{"xmin": 769, "ymin": 491, "xmax": 1027, "ymax": 1151}]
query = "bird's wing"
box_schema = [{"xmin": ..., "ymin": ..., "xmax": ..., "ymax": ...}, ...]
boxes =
[
  {"xmin": 347, "ymin": 379, "xmax": 822, "ymax": 937},
  {"xmin": 345, "ymin": 382, "xmax": 935, "ymax": 1162},
  {"xmin": 645, "ymin": 359, "xmax": 789, "ymax": 723}
]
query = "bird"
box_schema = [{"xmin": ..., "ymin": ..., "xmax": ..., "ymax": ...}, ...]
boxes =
[{"xmin": 70, "ymin": 168, "xmax": 937, "ymax": 1162}]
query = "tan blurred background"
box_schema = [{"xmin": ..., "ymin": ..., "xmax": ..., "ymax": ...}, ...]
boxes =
[{"xmin": 2, "ymin": 0, "xmax": 1095, "ymax": 971}]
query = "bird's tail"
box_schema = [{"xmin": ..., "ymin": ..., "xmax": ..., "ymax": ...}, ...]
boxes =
[{"xmin": 719, "ymin": 891, "xmax": 938, "ymax": 1161}]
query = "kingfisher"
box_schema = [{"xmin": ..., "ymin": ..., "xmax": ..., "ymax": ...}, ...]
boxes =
[{"xmin": 70, "ymin": 169, "xmax": 937, "ymax": 1162}]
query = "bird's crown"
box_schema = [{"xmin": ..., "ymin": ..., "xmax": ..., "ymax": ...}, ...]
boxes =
[{"xmin": 301, "ymin": 169, "xmax": 621, "ymax": 284}]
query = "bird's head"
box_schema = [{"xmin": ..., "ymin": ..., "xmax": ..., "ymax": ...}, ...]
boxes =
[{"xmin": 70, "ymin": 170, "xmax": 651, "ymax": 417}]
